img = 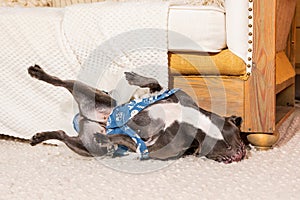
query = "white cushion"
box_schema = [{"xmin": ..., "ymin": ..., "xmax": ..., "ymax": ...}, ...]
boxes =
[{"xmin": 168, "ymin": 5, "xmax": 226, "ymax": 52}]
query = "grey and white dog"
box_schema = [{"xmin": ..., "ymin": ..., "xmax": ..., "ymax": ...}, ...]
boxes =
[{"xmin": 28, "ymin": 65, "xmax": 246, "ymax": 163}]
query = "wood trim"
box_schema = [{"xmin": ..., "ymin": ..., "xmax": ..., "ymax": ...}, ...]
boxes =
[
  {"xmin": 275, "ymin": 52, "xmax": 296, "ymax": 94},
  {"xmin": 276, "ymin": 78, "xmax": 295, "ymax": 94},
  {"xmin": 244, "ymin": 0, "xmax": 277, "ymax": 133},
  {"xmin": 276, "ymin": 0, "xmax": 297, "ymax": 52},
  {"xmin": 51, "ymin": 0, "xmax": 104, "ymax": 7},
  {"xmin": 296, "ymin": 0, "xmax": 300, "ymax": 27},
  {"xmin": 296, "ymin": 64, "xmax": 300, "ymax": 74},
  {"xmin": 276, "ymin": 107, "xmax": 295, "ymax": 126},
  {"xmin": 296, "ymin": 29, "xmax": 300, "ymax": 64},
  {"xmin": 286, "ymin": 8, "xmax": 297, "ymax": 67},
  {"xmin": 171, "ymin": 76, "xmax": 244, "ymax": 120}
]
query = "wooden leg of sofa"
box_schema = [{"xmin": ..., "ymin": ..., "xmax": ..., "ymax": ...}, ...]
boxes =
[{"xmin": 246, "ymin": 130, "xmax": 280, "ymax": 150}]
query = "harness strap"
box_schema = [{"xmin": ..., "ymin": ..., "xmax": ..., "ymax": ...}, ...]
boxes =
[
  {"xmin": 106, "ymin": 88, "xmax": 179, "ymax": 159},
  {"xmin": 73, "ymin": 88, "xmax": 179, "ymax": 159}
]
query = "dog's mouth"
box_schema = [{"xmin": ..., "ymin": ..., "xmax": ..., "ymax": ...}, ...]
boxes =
[
  {"xmin": 210, "ymin": 142, "xmax": 247, "ymax": 164},
  {"xmin": 221, "ymin": 142, "xmax": 247, "ymax": 164}
]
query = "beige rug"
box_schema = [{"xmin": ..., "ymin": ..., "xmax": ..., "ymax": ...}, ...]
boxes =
[
  {"xmin": 275, "ymin": 102, "xmax": 300, "ymax": 147},
  {"xmin": 1, "ymin": 106, "xmax": 300, "ymax": 199}
]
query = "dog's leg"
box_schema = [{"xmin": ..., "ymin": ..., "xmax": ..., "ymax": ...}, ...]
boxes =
[
  {"xmin": 28, "ymin": 65, "xmax": 116, "ymax": 120},
  {"xmin": 28, "ymin": 65, "xmax": 115, "ymax": 106},
  {"xmin": 30, "ymin": 130, "xmax": 92, "ymax": 157},
  {"xmin": 124, "ymin": 72, "xmax": 163, "ymax": 93},
  {"xmin": 95, "ymin": 133, "xmax": 137, "ymax": 151},
  {"xmin": 192, "ymin": 133, "xmax": 206, "ymax": 156},
  {"xmin": 107, "ymin": 134, "xmax": 137, "ymax": 152},
  {"xmin": 28, "ymin": 65, "xmax": 115, "ymax": 105}
]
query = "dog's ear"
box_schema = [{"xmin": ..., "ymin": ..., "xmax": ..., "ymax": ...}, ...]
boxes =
[{"xmin": 229, "ymin": 116, "xmax": 243, "ymax": 127}]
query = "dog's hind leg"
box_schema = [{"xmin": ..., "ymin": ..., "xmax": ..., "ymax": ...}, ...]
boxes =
[
  {"xmin": 28, "ymin": 65, "xmax": 115, "ymax": 106},
  {"xmin": 30, "ymin": 130, "xmax": 93, "ymax": 157},
  {"xmin": 28, "ymin": 65, "xmax": 116, "ymax": 121},
  {"xmin": 124, "ymin": 72, "xmax": 163, "ymax": 93}
]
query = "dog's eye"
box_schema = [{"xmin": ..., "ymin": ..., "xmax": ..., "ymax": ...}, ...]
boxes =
[{"xmin": 224, "ymin": 141, "xmax": 232, "ymax": 150}]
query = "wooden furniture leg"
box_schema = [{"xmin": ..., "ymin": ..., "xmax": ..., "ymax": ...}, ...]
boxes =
[{"xmin": 246, "ymin": 0, "xmax": 296, "ymax": 149}]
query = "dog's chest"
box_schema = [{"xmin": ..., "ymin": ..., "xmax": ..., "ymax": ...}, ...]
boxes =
[{"xmin": 145, "ymin": 102, "xmax": 224, "ymax": 141}]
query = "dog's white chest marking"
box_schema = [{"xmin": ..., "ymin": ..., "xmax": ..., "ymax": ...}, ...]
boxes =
[{"xmin": 148, "ymin": 103, "xmax": 224, "ymax": 140}]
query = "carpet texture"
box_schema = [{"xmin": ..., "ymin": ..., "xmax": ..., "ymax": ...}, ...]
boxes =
[{"xmin": 1, "ymin": 106, "xmax": 300, "ymax": 199}]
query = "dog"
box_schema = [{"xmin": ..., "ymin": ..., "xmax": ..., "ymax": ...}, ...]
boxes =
[{"xmin": 28, "ymin": 65, "xmax": 246, "ymax": 163}]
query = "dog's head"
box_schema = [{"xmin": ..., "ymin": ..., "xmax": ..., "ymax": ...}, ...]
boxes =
[{"xmin": 204, "ymin": 116, "xmax": 246, "ymax": 164}]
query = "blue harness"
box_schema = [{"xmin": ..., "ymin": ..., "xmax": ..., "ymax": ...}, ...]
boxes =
[{"xmin": 73, "ymin": 88, "xmax": 179, "ymax": 159}]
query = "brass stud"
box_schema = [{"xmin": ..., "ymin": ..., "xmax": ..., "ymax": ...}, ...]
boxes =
[
  {"xmin": 249, "ymin": 0, "xmax": 253, "ymax": 2},
  {"xmin": 248, "ymin": 48, "xmax": 252, "ymax": 52},
  {"xmin": 248, "ymin": 8, "xmax": 253, "ymax": 12},
  {"xmin": 247, "ymin": 64, "xmax": 251, "ymax": 68},
  {"xmin": 248, "ymin": 57, "xmax": 252, "ymax": 61},
  {"xmin": 248, "ymin": 15, "xmax": 253, "ymax": 19},
  {"xmin": 248, "ymin": 24, "xmax": 253, "ymax": 28},
  {"xmin": 247, "ymin": 72, "xmax": 251, "ymax": 76},
  {"xmin": 248, "ymin": 40, "xmax": 253, "ymax": 44},
  {"xmin": 248, "ymin": 32, "xmax": 253, "ymax": 36}
]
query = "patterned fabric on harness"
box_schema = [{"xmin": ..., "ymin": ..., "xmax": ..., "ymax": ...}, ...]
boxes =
[{"xmin": 73, "ymin": 88, "xmax": 179, "ymax": 159}]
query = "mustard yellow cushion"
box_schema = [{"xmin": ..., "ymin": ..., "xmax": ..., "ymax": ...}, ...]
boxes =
[
  {"xmin": 169, "ymin": 49, "xmax": 246, "ymax": 76},
  {"xmin": 276, "ymin": 51, "xmax": 295, "ymax": 85}
]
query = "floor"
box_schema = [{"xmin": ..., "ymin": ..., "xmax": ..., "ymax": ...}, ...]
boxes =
[{"xmin": 1, "ymin": 107, "xmax": 300, "ymax": 200}]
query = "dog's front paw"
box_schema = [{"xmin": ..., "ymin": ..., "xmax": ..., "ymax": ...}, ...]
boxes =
[
  {"xmin": 30, "ymin": 132, "xmax": 46, "ymax": 146},
  {"xmin": 28, "ymin": 65, "xmax": 45, "ymax": 80},
  {"xmin": 124, "ymin": 71, "xmax": 162, "ymax": 93},
  {"xmin": 94, "ymin": 133, "xmax": 111, "ymax": 144}
]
